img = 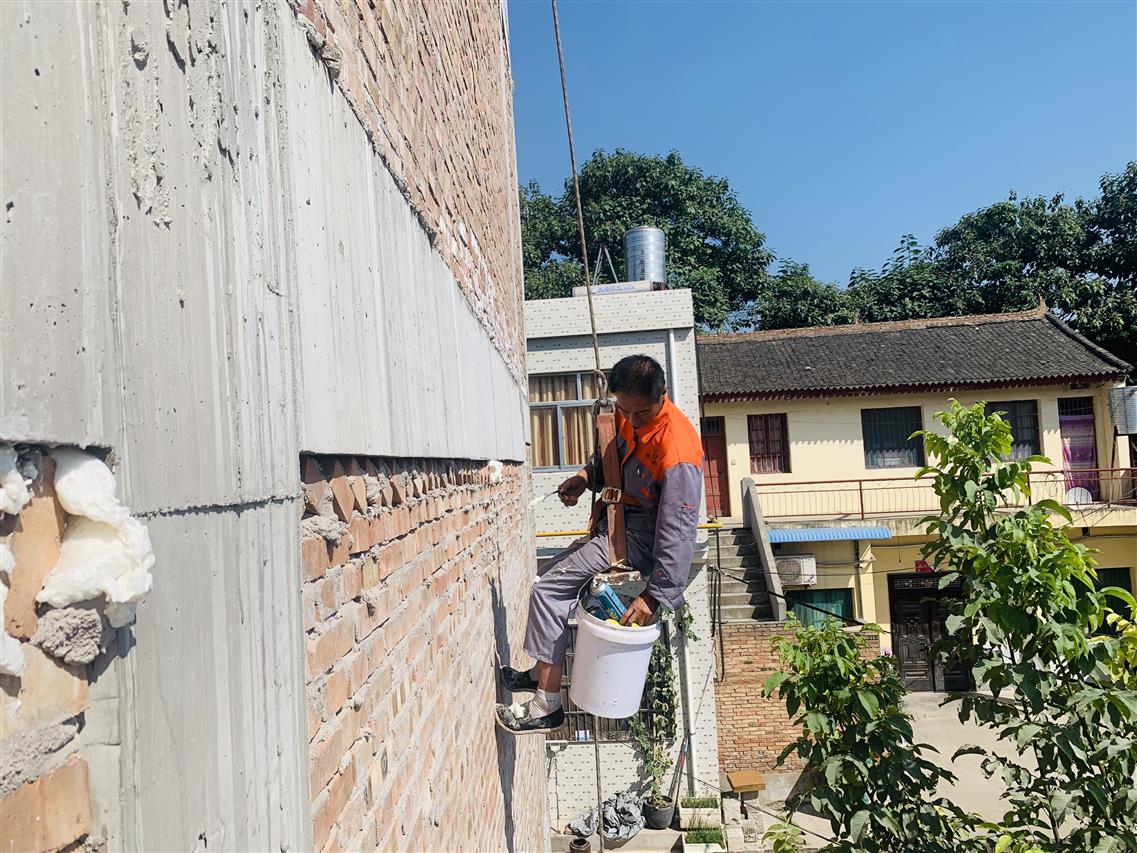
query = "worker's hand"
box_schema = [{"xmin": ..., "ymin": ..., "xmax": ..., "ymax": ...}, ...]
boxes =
[
  {"xmin": 557, "ymin": 474, "xmax": 588, "ymax": 506},
  {"xmin": 620, "ymin": 592, "xmax": 657, "ymax": 627}
]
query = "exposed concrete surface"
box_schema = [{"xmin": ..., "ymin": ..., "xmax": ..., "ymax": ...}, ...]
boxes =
[
  {"xmin": 905, "ymin": 691, "xmax": 1017, "ymax": 822},
  {"xmin": 121, "ymin": 502, "xmax": 308, "ymax": 851}
]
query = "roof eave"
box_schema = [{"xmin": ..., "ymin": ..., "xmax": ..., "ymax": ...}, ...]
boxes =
[{"xmin": 700, "ymin": 373, "xmax": 1128, "ymax": 403}]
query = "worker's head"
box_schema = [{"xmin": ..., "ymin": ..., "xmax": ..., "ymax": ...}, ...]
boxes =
[{"xmin": 609, "ymin": 355, "xmax": 666, "ymax": 429}]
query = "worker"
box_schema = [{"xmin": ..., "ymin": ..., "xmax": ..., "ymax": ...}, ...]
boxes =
[{"xmin": 495, "ymin": 354, "xmax": 703, "ymax": 734}]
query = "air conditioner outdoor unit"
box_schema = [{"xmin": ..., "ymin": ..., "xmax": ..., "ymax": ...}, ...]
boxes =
[
  {"xmin": 1108, "ymin": 386, "xmax": 1137, "ymax": 436},
  {"xmin": 776, "ymin": 555, "xmax": 817, "ymax": 586}
]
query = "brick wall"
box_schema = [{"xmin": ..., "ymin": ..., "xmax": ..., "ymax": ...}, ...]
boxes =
[
  {"xmin": 715, "ymin": 622, "xmax": 880, "ymax": 774},
  {"xmin": 288, "ymin": 0, "xmax": 524, "ymax": 379},
  {"xmin": 299, "ymin": 455, "xmax": 544, "ymax": 852},
  {"xmin": 1, "ymin": 451, "xmax": 94, "ymax": 852}
]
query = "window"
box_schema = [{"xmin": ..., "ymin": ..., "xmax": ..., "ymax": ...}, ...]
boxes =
[
  {"xmin": 1058, "ymin": 397, "xmax": 1094, "ymax": 417},
  {"xmin": 984, "ymin": 400, "xmax": 1040, "ymax": 461},
  {"xmin": 529, "ymin": 372, "xmax": 603, "ymax": 469},
  {"xmin": 1091, "ymin": 567, "xmax": 1134, "ymax": 629},
  {"xmin": 786, "ymin": 588, "xmax": 854, "ymax": 629},
  {"xmin": 748, "ymin": 414, "xmax": 790, "ymax": 473},
  {"xmin": 861, "ymin": 406, "xmax": 925, "ymax": 469}
]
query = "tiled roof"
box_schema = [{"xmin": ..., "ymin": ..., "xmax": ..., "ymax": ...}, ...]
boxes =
[{"xmin": 697, "ymin": 308, "xmax": 1131, "ymax": 401}]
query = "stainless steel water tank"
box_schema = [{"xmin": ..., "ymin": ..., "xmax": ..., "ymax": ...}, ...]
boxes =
[{"xmin": 624, "ymin": 226, "xmax": 666, "ymax": 284}]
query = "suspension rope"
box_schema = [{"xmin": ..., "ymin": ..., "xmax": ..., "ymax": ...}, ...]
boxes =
[{"xmin": 550, "ymin": 0, "xmax": 606, "ymax": 401}]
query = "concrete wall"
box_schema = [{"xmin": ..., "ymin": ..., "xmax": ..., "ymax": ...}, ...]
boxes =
[
  {"xmin": 1, "ymin": 0, "xmax": 537, "ymax": 850},
  {"xmin": 524, "ymin": 290, "xmax": 721, "ymax": 825}
]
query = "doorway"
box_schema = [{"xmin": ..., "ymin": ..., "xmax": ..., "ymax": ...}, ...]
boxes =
[
  {"xmin": 888, "ymin": 573, "xmax": 970, "ymax": 692},
  {"xmin": 701, "ymin": 417, "xmax": 730, "ymax": 518}
]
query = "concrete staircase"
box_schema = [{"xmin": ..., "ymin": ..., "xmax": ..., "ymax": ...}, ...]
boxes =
[{"xmin": 710, "ymin": 527, "xmax": 775, "ymax": 622}]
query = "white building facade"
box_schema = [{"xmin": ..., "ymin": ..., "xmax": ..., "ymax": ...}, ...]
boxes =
[{"xmin": 524, "ymin": 289, "xmax": 721, "ymax": 826}]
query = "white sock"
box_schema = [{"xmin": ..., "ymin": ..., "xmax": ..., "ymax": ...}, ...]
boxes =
[{"xmin": 532, "ymin": 687, "xmax": 562, "ymax": 716}]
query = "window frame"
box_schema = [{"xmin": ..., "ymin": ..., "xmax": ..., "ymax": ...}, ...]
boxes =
[
  {"xmin": 747, "ymin": 413, "xmax": 791, "ymax": 474},
  {"xmin": 529, "ymin": 371, "xmax": 600, "ymax": 472},
  {"xmin": 984, "ymin": 399, "xmax": 1041, "ymax": 461},
  {"xmin": 860, "ymin": 405, "xmax": 926, "ymax": 470}
]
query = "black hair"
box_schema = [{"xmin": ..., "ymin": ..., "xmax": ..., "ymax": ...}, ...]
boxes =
[{"xmin": 608, "ymin": 354, "xmax": 666, "ymax": 401}]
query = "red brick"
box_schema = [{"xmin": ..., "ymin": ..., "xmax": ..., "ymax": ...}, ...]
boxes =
[
  {"xmin": 308, "ymin": 616, "xmax": 355, "ymax": 677},
  {"xmin": 303, "ymin": 537, "xmax": 331, "ymax": 582},
  {"xmin": 0, "ymin": 757, "xmax": 91, "ymax": 853},
  {"xmin": 5, "ymin": 454, "xmax": 66, "ymax": 639},
  {"xmin": 347, "ymin": 515, "xmax": 370, "ymax": 555},
  {"xmin": 342, "ymin": 561, "xmax": 363, "ymax": 601},
  {"xmin": 328, "ymin": 461, "xmax": 354, "ymax": 523}
]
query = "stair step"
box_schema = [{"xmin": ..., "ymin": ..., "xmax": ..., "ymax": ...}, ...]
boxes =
[
  {"xmin": 706, "ymin": 543, "xmax": 760, "ymax": 558},
  {"xmin": 716, "ymin": 554, "xmax": 765, "ymax": 570},
  {"xmin": 719, "ymin": 603, "xmax": 775, "ymax": 622},
  {"xmin": 718, "ymin": 580, "xmax": 769, "ymax": 595},
  {"xmin": 719, "ymin": 591, "xmax": 772, "ymax": 608}
]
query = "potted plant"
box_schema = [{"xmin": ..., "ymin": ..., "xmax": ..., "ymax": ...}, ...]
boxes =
[
  {"xmin": 631, "ymin": 632, "xmax": 679, "ymax": 830},
  {"xmin": 678, "ymin": 795, "xmax": 721, "ymax": 829}
]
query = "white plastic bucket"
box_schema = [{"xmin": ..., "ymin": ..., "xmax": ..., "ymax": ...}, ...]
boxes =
[{"xmin": 568, "ymin": 602, "xmax": 661, "ymax": 719}]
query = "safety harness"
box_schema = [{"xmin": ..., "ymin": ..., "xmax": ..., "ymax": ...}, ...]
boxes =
[{"xmin": 585, "ymin": 377, "xmax": 641, "ymax": 578}]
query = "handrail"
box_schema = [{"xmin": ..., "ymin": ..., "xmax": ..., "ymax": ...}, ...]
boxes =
[
  {"xmin": 741, "ymin": 477, "xmax": 786, "ymax": 621},
  {"xmin": 535, "ymin": 522, "xmax": 725, "ymax": 538},
  {"xmin": 752, "ymin": 467, "xmax": 1136, "ymax": 521}
]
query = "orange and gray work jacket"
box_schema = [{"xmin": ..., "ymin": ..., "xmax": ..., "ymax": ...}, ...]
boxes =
[{"xmin": 579, "ymin": 395, "xmax": 704, "ymax": 610}]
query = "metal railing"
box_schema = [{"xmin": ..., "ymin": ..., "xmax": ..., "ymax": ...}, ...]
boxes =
[{"xmin": 754, "ymin": 467, "xmax": 1137, "ymax": 521}]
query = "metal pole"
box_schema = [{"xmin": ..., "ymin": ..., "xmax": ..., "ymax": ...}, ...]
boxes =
[{"xmin": 592, "ymin": 714, "xmax": 604, "ymax": 852}]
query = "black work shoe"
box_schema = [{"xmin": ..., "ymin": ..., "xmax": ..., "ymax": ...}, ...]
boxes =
[
  {"xmin": 500, "ymin": 665, "xmax": 539, "ymax": 693},
  {"xmin": 494, "ymin": 701, "xmax": 564, "ymax": 735}
]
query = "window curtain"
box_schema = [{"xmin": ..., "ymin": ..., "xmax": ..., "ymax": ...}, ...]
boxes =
[{"xmin": 1060, "ymin": 413, "xmax": 1099, "ymax": 499}]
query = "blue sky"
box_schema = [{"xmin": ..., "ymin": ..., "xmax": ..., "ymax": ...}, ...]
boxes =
[{"xmin": 507, "ymin": 0, "xmax": 1136, "ymax": 285}]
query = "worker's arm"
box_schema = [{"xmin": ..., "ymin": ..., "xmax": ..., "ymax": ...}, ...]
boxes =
[{"xmin": 644, "ymin": 462, "xmax": 702, "ymax": 610}]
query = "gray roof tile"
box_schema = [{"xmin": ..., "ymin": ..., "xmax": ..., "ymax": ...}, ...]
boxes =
[{"xmin": 698, "ymin": 308, "xmax": 1130, "ymax": 400}]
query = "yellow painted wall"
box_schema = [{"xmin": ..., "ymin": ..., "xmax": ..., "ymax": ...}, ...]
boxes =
[
  {"xmin": 771, "ymin": 527, "xmax": 1136, "ymax": 644},
  {"xmin": 703, "ymin": 382, "xmax": 1132, "ymax": 524}
]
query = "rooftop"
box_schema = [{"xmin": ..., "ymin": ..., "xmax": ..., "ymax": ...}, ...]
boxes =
[{"xmin": 697, "ymin": 307, "xmax": 1131, "ymax": 401}]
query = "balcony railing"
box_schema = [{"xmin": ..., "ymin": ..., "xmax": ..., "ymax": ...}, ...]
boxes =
[{"xmin": 754, "ymin": 467, "xmax": 1137, "ymax": 521}]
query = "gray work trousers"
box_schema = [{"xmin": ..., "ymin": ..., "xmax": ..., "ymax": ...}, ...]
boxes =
[{"xmin": 522, "ymin": 529, "xmax": 653, "ymax": 667}]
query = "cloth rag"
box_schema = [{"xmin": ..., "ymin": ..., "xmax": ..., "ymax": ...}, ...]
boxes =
[{"xmin": 568, "ymin": 789, "xmax": 645, "ymax": 841}]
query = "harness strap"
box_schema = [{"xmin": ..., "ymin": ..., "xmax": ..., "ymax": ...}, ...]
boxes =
[{"xmin": 590, "ymin": 411, "xmax": 630, "ymax": 568}]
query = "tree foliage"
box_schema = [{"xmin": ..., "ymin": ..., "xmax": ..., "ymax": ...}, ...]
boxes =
[
  {"xmin": 519, "ymin": 149, "xmax": 772, "ymax": 329},
  {"xmin": 523, "ymin": 155, "xmax": 1134, "ymax": 368},
  {"xmin": 763, "ymin": 404, "xmax": 1137, "ymax": 852},
  {"xmin": 746, "ymin": 262, "xmax": 856, "ymax": 330},
  {"xmin": 918, "ymin": 401, "xmax": 1137, "ymax": 851},
  {"xmin": 763, "ymin": 619, "xmax": 971, "ymax": 853},
  {"xmin": 843, "ymin": 164, "xmax": 1136, "ymax": 371}
]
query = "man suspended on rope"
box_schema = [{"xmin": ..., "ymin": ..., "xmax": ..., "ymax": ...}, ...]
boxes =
[{"xmin": 495, "ymin": 354, "xmax": 703, "ymax": 734}]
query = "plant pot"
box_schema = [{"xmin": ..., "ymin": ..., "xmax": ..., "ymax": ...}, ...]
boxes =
[
  {"xmin": 642, "ymin": 797, "xmax": 675, "ymax": 830},
  {"xmin": 678, "ymin": 806, "xmax": 722, "ymax": 829}
]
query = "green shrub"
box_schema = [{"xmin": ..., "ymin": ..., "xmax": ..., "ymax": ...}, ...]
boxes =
[{"xmin": 684, "ymin": 826, "xmax": 724, "ymax": 845}]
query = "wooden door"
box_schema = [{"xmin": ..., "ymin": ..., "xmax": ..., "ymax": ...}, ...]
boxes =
[
  {"xmin": 701, "ymin": 417, "xmax": 730, "ymax": 518},
  {"xmin": 889, "ymin": 574, "xmax": 970, "ymax": 692},
  {"xmin": 892, "ymin": 593, "xmax": 934, "ymax": 691}
]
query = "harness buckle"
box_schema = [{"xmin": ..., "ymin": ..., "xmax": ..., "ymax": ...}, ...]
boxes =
[{"xmin": 600, "ymin": 486, "xmax": 623, "ymax": 505}]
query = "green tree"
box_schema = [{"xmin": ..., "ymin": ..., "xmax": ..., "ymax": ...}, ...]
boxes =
[
  {"xmin": 763, "ymin": 618, "xmax": 972, "ymax": 853},
  {"xmin": 521, "ymin": 149, "xmax": 772, "ymax": 329},
  {"xmin": 1071, "ymin": 163, "xmax": 1137, "ymax": 373},
  {"xmin": 747, "ymin": 262, "xmax": 856, "ymax": 330},
  {"xmin": 846, "ymin": 235, "xmax": 983, "ymax": 323},
  {"xmin": 919, "ymin": 401, "xmax": 1137, "ymax": 851},
  {"xmin": 519, "ymin": 180, "xmax": 580, "ymax": 301}
]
